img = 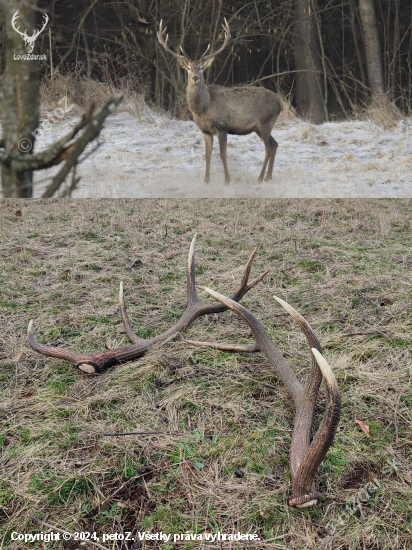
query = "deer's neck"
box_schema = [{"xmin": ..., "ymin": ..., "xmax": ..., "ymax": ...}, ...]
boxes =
[{"xmin": 187, "ymin": 79, "xmax": 210, "ymax": 115}]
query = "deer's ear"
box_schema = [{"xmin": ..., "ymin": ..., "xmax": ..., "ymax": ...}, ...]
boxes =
[
  {"xmin": 177, "ymin": 58, "xmax": 189, "ymax": 69},
  {"xmin": 203, "ymin": 58, "xmax": 215, "ymax": 69}
]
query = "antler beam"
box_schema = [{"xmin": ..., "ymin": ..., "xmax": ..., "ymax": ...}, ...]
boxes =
[
  {"xmin": 28, "ymin": 236, "xmax": 268, "ymax": 374},
  {"xmin": 189, "ymin": 287, "xmax": 341, "ymax": 508},
  {"xmin": 201, "ymin": 18, "xmax": 231, "ymax": 61},
  {"xmin": 157, "ymin": 20, "xmax": 190, "ymax": 61}
]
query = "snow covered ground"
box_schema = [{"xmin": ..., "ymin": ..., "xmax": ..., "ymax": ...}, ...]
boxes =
[{"xmin": 14, "ymin": 106, "xmax": 412, "ymax": 197}]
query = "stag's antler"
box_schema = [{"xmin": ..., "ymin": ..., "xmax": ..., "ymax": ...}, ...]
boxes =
[
  {"xmin": 28, "ymin": 235, "xmax": 268, "ymax": 374},
  {"xmin": 187, "ymin": 288, "xmax": 341, "ymax": 508},
  {"xmin": 201, "ymin": 18, "xmax": 231, "ymax": 61},
  {"xmin": 157, "ymin": 20, "xmax": 191, "ymax": 61}
]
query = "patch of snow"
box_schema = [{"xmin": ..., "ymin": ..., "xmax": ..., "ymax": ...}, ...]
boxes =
[{"xmin": 11, "ymin": 107, "xmax": 412, "ymax": 197}]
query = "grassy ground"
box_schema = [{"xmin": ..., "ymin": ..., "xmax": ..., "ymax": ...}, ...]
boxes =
[{"xmin": 0, "ymin": 199, "xmax": 411, "ymax": 550}]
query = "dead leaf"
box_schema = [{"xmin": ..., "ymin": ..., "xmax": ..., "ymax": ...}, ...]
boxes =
[
  {"xmin": 15, "ymin": 210, "xmax": 22, "ymax": 217},
  {"xmin": 18, "ymin": 390, "xmax": 34, "ymax": 399},
  {"xmin": 13, "ymin": 352, "xmax": 24, "ymax": 362},
  {"xmin": 355, "ymin": 419, "xmax": 370, "ymax": 437}
]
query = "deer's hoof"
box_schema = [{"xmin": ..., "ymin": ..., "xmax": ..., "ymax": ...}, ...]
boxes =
[
  {"xmin": 204, "ymin": 178, "xmax": 211, "ymax": 184},
  {"xmin": 224, "ymin": 178, "xmax": 231, "ymax": 185},
  {"xmin": 264, "ymin": 175, "xmax": 273, "ymax": 182}
]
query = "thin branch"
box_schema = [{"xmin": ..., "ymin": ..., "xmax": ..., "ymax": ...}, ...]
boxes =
[{"xmin": 41, "ymin": 96, "xmax": 122, "ymax": 198}]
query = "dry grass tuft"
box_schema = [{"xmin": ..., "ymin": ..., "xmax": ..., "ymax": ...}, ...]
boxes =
[
  {"xmin": 277, "ymin": 94, "xmax": 298, "ymax": 122},
  {"xmin": 362, "ymin": 93, "xmax": 403, "ymax": 129},
  {"xmin": 40, "ymin": 71, "xmax": 146, "ymax": 119},
  {"xmin": 0, "ymin": 199, "xmax": 411, "ymax": 549}
]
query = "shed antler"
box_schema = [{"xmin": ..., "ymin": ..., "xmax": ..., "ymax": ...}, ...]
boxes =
[
  {"xmin": 28, "ymin": 236, "xmax": 268, "ymax": 374},
  {"xmin": 188, "ymin": 288, "xmax": 341, "ymax": 508}
]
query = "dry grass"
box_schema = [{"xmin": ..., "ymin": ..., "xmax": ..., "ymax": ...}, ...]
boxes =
[
  {"xmin": 361, "ymin": 94, "xmax": 403, "ymax": 129},
  {"xmin": 0, "ymin": 199, "xmax": 412, "ymax": 549},
  {"xmin": 40, "ymin": 71, "xmax": 146, "ymax": 120}
]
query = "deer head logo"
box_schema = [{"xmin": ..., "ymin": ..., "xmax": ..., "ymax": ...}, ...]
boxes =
[{"xmin": 11, "ymin": 10, "xmax": 49, "ymax": 54}]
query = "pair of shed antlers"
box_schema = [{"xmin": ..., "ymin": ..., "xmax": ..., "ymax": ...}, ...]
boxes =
[{"xmin": 28, "ymin": 235, "xmax": 341, "ymax": 509}]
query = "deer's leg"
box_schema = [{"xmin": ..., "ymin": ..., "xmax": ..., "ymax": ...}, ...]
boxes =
[
  {"xmin": 256, "ymin": 127, "xmax": 269, "ymax": 183},
  {"xmin": 257, "ymin": 126, "xmax": 278, "ymax": 182},
  {"xmin": 257, "ymin": 148, "xmax": 270, "ymax": 184},
  {"xmin": 217, "ymin": 130, "xmax": 230, "ymax": 184},
  {"xmin": 203, "ymin": 132, "xmax": 213, "ymax": 184},
  {"xmin": 265, "ymin": 135, "xmax": 278, "ymax": 181}
]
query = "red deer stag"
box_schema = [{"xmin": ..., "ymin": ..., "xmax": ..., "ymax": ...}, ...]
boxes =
[
  {"xmin": 157, "ymin": 20, "xmax": 282, "ymax": 184},
  {"xmin": 186, "ymin": 288, "xmax": 341, "ymax": 508},
  {"xmin": 27, "ymin": 235, "xmax": 268, "ymax": 373}
]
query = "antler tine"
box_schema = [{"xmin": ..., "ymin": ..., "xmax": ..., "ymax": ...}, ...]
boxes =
[
  {"xmin": 196, "ymin": 287, "xmax": 340, "ymax": 508},
  {"xmin": 119, "ymin": 281, "xmax": 146, "ymax": 345},
  {"xmin": 202, "ymin": 18, "xmax": 231, "ymax": 62},
  {"xmin": 157, "ymin": 20, "xmax": 189, "ymax": 61},
  {"xmin": 273, "ymin": 296, "xmax": 322, "ymax": 352},
  {"xmin": 290, "ymin": 349, "xmax": 341, "ymax": 508},
  {"xmin": 183, "ymin": 252, "xmax": 269, "ymax": 353},
  {"xmin": 184, "ymin": 339, "xmax": 260, "ymax": 352},
  {"xmin": 273, "ymin": 295, "xmax": 323, "ymax": 487},
  {"xmin": 28, "ymin": 320, "xmax": 82, "ymax": 365},
  {"xmin": 179, "ymin": 46, "xmax": 191, "ymax": 59},
  {"xmin": 29, "ymin": 237, "xmax": 267, "ymax": 374},
  {"xmin": 121, "ymin": 236, "xmax": 268, "ymax": 345},
  {"xmin": 199, "ymin": 287, "xmax": 303, "ymax": 402},
  {"xmin": 199, "ymin": 44, "xmax": 211, "ymax": 61}
]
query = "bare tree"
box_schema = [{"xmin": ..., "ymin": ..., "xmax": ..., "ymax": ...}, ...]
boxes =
[
  {"xmin": 1, "ymin": 0, "xmax": 40, "ymax": 197},
  {"xmin": 0, "ymin": 0, "xmax": 121, "ymax": 198},
  {"xmin": 292, "ymin": 0, "xmax": 326, "ymax": 124},
  {"xmin": 358, "ymin": 0, "xmax": 384, "ymax": 95}
]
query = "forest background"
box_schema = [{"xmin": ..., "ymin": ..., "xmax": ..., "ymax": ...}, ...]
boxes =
[{"xmin": 1, "ymin": 0, "xmax": 411, "ymax": 123}]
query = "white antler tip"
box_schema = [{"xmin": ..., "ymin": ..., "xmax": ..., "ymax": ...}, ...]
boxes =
[
  {"xmin": 119, "ymin": 281, "xmax": 124, "ymax": 300},
  {"xmin": 273, "ymin": 294, "xmax": 285, "ymax": 305},
  {"xmin": 273, "ymin": 295, "xmax": 292, "ymax": 311},
  {"xmin": 28, "ymin": 319, "xmax": 33, "ymax": 334},
  {"xmin": 311, "ymin": 348, "xmax": 337, "ymax": 386}
]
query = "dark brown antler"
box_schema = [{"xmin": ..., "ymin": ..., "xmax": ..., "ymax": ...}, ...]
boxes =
[
  {"xmin": 28, "ymin": 236, "xmax": 268, "ymax": 374},
  {"xmin": 188, "ymin": 287, "xmax": 341, "ymax": 508}
]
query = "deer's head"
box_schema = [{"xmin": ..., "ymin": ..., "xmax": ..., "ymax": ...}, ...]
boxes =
[
  {"xmin": 12, "ymin": 10, "xmax": 49, "ymax": 54},
  {"xmin": 157, "ymin": 19, "xmax": 230, "ymax": 84}
]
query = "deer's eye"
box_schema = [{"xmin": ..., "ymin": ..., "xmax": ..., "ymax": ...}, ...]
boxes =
[{"xmin": 200, "ymin": 66, "xmax": 204, "ymax": 70}]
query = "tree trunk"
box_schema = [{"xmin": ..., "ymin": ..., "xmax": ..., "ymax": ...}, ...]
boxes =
[
  {"xmin": 1, "ymin": 0, "xmax": 40, "ymax": 198},
  {"xmin": 293, "ymin": 0, "xmax": 326, "ymax": 124},
  {"xmin": 358, "ymin": 0, "xmax": 385, "ymax": 95}
]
